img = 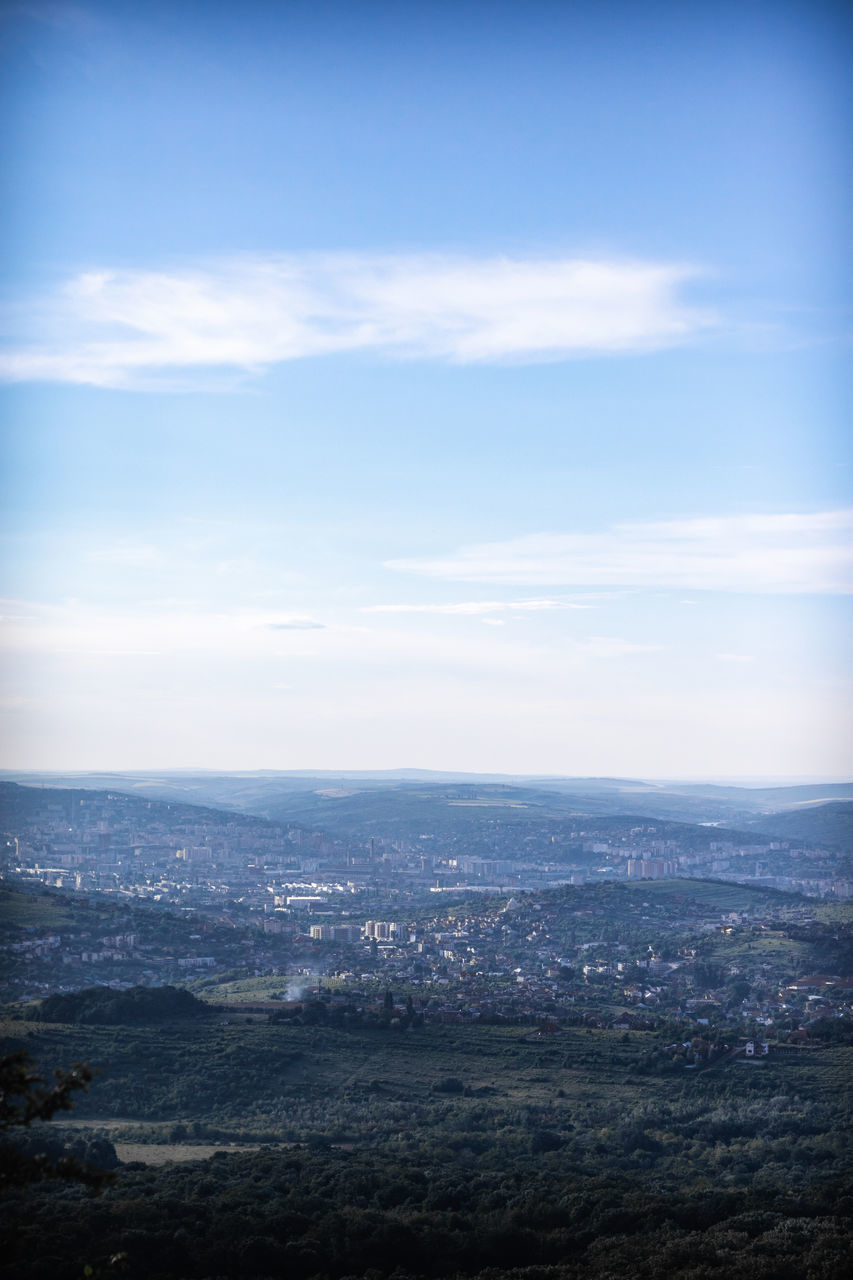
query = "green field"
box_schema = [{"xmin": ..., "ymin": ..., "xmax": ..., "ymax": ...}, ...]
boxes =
[
  {"xmin": 632, "ymin": 878, "xmax": 807, "ymax": 912},
  {"xmin": 192, "ymin": 974, "xmax": 297, "ymax": 1002},
  {"xmin": 0, "ymin": 888, "xmax": 78, "ymax": 931}
]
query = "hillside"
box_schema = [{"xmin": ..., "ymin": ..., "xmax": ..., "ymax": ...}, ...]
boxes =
[
  {"xmin": 745, "ymin": 801, "xmax": 853, "ymax": 850},
  {"xmin": 0, "ymin": 775, "xmax": 783, "ymax": 857},
  {"xmin": 0, "ymin": 780, "xmax": 275, "ymax": 835},
  {"xmin": 255, "ymin": 783, "xmax": 762, "ymax": 835},
  {"xmin": 666, "ymin": 781, "xmax": 853, "ymax": 808},
  {"xmin": 252, "ymin": 785, "xmax": 833, "ymax": 851},
  {"xmin": 0, "ymin": 770, "xmax": 831, "ymax": 825}
]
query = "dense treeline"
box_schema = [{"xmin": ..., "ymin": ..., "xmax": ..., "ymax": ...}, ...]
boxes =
[
  {"xmin": 2, "ymin": 1142, "xmax": 851, "ymax": 1280},
  {"xmin": 2, "ymin": 1124, "xmax": 118, "ymax": 1181},
  {"xmin": 34, "ymin": 985, "xmax": 212, "ymax": 1025}
]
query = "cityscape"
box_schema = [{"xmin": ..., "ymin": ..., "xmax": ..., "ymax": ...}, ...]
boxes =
[{"xmin": 2, "ymin": 778, "xmax": 851, "ymax": 1039}]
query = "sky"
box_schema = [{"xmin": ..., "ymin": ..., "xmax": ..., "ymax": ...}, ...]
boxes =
[{"xmin": 0, "ymin": 0, "xmax": 851, "ymax": 778}]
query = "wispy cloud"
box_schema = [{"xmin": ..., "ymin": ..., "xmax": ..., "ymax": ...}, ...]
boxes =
[
  {"xmin": 385, "ymin": 510, "xmax": 853, "ymax": 595},
  {"xmin": 361, "ymin": 598, "xmax": 592, "ymax": 616},
  {"xmin": 0, "ymin": 600, "xmax": 331, "ymax": 657},
  {"xmin": 0, "ymin": 253, "xmax": 712, "ymax": 388},
  {"xmin": 264, "ymin": 620, "xmax": 326, "ymax": 631}
]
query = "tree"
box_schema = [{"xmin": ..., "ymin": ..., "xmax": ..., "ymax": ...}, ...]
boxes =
[
  {"xmin": 0, "ymin": 1050, "xmax": 115, "ymax": 1188},
  {"xmin": 1, "ymin": 1050, "xmax": 92, "ymax": 1131}
]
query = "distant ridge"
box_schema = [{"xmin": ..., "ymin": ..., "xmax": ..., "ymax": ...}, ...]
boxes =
[
  {"xmin": 741, "ymin": 800, "xmax": 853, "ymax": 849},
  {"xmin": 2, "ymin": 771, "xmax": 851, "ymax": 828}
]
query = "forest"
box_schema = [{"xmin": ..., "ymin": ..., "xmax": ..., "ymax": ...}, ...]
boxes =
[{"xmin": 1, "ymin": 991, "xmax": 851, "ymax": 1280}]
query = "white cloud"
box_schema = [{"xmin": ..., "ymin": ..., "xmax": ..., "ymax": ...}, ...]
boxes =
[
  {"xmin": 386, "ymin": 510, "xmax": 853, "ymax": 595},
  {"xmin": 361, "ymin": 598, "xmax": 592, "ymax": 616},
  {"xmin": 0, "ymin": 253, "xmax": 712, "ymax": 387},
  {"xmin": 263, "ymin": 620, "xmax": 326, "ymax": 631}
]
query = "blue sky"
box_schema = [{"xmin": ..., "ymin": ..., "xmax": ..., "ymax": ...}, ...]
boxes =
[{"xmin": 1, "ymin": 0, "xmax": 850, "ymax": 776}]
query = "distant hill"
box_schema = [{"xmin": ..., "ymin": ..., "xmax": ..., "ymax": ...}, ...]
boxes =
[
  {"xmin": 255, "ymin": 784, "xmax": 779, "ymax": 847},
  {"xmin": 747, "ymin": 801, "xmax": 853, "ymax": 850},
  {"xmin": 0, "ymin": 777, "xmax": 778, "ymax": 858},
  {"xmin": 0, "ymin": 780, "xmax": 283, "ymax": 835},
  {"xmin": 0, "ymin": 772, "xmax": 761, "ymax": 825},
  {"xmin": 664, "ymin": 781, "xmax": 853, "ymax": 808},
  {"xmin": 3, "ymin": 771, "xmax": 851, "ymax": 829}
]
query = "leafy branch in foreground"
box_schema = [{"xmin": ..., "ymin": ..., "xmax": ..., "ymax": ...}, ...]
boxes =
[
  {"xmin": 0, "ymin": 1051, "xmax": 116, "ymax": 1189},
  {"xmin": 1, "ymin": 1050, "xmax": 92, "ymax": 1131}
]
